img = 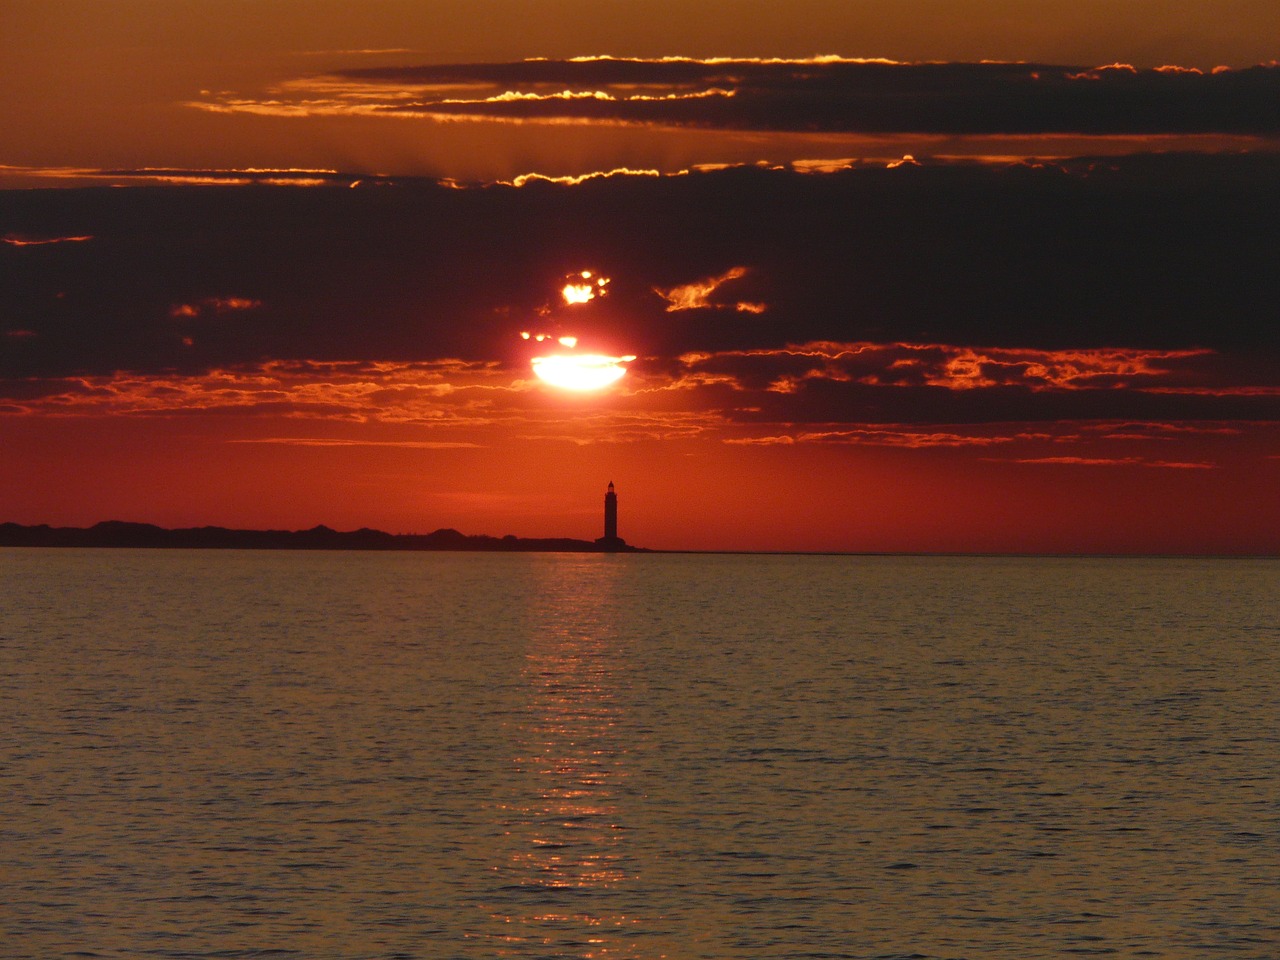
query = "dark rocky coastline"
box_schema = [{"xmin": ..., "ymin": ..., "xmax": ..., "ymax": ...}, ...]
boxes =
[{"xmin": 0, "ymin": 520, "xmax": 647, "ymax": 553}]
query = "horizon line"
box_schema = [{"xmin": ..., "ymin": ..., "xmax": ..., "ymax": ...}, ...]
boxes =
[{"xmin": 1, "ymin": 519, "xmax": 1274, "ymax": 560}]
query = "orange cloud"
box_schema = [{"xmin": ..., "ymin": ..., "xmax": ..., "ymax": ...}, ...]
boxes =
[
  {"xmin": 1145, "ymin": 386, "xmax": 1280, "ymax": 397},
  {"xmin": 180, "ymin": 58, "xmax": 1280, "ymax": 141},
  {"xmin": 677, "ymin": 342, "xmax": 1222, "ymax": 393},
  {"xmin": 433, "ymin": 87, "xmax": 735, "ymax": 106},
  {"xmin": 791, "ymin": 158, "xmax": 860, "ymax": 174},
  {"xmin": 724, "ymin": 426, "xmax": 1045, "ymax": 448},
  {"xmin": 800, "ymin": 428, "xmax": 1021, "ymax": 447},
  {"xmin": 655, "ymin": 266, "xmax": 761, "ymax": 312},
  {"xmin": 3, "ymin": 233, "xmax": 93, "ymax": 246},
  {"xmin": 5, "ymin": 150, "xmax": 1270, "ymax": 194},
  {"xmin": 503, "ymin": 167, "xmax": 663, "ymax": 187},
  {"xmin": 559, "ymin": 55, "xmax": 907, "ymax": 66},
  {"xmin": 169, "ymin": 297, "xmax": 262, "ymax": 318},
  {"xmin": 995, "ymin": 455, "xmax": 1215, "ymax": 468},
  {"xmin": 1083, "ymin": 421, "xmax": 1243, "ymax": 439},
  {"xmin": 294, "ymin": 49, "xmax": 418, "ymax": 57},
  {"xmin": 0, "ymin": 166, "xmax": 366, "ymax": 188},
  {"xmin": 922, "ymin": 345, "xmax": 1212, "ymax": 390},
  {"xmin": 228, "ymin": 437, "xmax": 481, "ymax": 449},
  {"xmin": 1067, "ymin": 63, "xmax": 1140, "ymax": 80},
  {"xmin": 1, "ymin": 360, "xmax": 517, "ymax": 423}
]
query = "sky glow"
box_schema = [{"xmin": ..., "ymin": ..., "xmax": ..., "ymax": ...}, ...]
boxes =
[{"xmin": 1, "ymin": 1, "xmax": 1277, "ymax": 552}]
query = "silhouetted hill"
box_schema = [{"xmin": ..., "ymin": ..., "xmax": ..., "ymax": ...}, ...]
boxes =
[{"xmin": 0, "ymin": 521, "xmax": 647, "ymax": 552}]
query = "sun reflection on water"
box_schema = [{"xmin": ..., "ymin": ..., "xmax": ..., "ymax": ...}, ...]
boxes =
[{"xmin": 484, "ymin": 556, "xmax": 642, "ymax": 957}]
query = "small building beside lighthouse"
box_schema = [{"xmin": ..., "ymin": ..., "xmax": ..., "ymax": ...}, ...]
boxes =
[{"xmin": 596, "ymin": 481, "xmax": 626, "ymax": 551}]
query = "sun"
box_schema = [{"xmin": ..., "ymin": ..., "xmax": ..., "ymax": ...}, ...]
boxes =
[
  {"xmin": 522, "ymin": 269, "xmax": 631, "ymax": 390},
  {"xmin": 532, "ymin": 353, "xmax": 635, "ymax": 391}
]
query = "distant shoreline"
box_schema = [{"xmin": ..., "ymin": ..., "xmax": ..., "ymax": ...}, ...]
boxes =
[
  {"xmin": 0, "ymin": 521, "xmax": 647, "ymax": 553},
  {"xmin": 2, "ymin": 522, "xmax": 1275, "ymax": 558}
]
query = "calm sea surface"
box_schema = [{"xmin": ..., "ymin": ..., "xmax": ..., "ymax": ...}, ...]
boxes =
[{"xmin": 1, "ymin": 549, "xmax": 1276, "ymax": 960}]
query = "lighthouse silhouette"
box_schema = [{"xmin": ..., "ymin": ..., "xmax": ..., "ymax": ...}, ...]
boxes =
[{"xmin": 596, "ymin": 481, "xmax": 625, "ymax": 551}]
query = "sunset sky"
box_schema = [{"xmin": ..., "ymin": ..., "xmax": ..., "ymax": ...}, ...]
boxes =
[{"xmin": 2, "ymin": 1, "xmax": 1278, "ymax": 553}]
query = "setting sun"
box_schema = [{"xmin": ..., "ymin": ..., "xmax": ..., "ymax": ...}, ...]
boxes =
[{"xmin": 532, "ymin": 352, "xmax": 635, "ymax": 391}]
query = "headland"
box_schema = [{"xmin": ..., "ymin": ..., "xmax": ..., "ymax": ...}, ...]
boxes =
[{"xmin": 0, "ymin": 521, "xmax": 649, "ymax": 553}]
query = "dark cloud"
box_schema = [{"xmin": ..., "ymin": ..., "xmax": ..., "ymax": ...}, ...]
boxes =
[
  {"xmin": 2, "ymin": 153, "xmax": 1277, "ymax": 430},
  {"xmin": 204, "ymin": 57, "xmax": 1280, "ymax": 136}
]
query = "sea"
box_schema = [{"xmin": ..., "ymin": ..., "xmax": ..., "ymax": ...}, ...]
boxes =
[{"xmin": 1, "ymin": 549, "xmax": 1276, "ymax": 960}]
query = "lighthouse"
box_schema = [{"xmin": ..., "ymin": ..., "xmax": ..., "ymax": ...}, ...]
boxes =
[
  {"xmin": 597, "ymin": 481, "xmax": 625, "ymax": 551},
  {"xmin": 604, "ymin": 481, "xmax": 618, "ymax": 541}
]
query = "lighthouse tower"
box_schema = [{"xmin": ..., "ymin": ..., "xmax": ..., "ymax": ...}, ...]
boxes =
[
  {"xmin": 604, "ymin": 481, "xmax": 618, "ymax": 541},
  {"xmin": 597, "ymin": 481, "xmax": 625, "ymax": 551}
]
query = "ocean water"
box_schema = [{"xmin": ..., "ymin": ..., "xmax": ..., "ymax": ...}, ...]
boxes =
[{"xmin": 1, "ymin": 549, "xmax": 1276, "ymax": 960}]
